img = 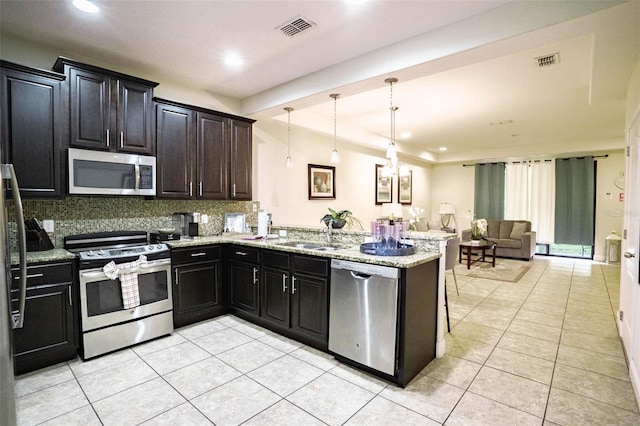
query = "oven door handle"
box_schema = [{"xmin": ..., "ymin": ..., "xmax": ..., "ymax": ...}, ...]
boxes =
[{"xmin": 80, "ymin": 259, "xmax": 170, "ymax": 280}]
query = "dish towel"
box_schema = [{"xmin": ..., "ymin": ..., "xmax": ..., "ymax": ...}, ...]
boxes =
[{"xmin": 103, "ymin": 255, "xmax": 147, "ymax": 309}]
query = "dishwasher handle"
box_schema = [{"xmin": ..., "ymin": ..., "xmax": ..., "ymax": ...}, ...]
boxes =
[{"xmin": 350, "ymin": 271, "xmax": 372, "ymax": 280}]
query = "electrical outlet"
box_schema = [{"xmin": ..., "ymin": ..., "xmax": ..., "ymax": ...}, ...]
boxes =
[
  {"xmin": 252, "ymin": 202, "xmax": 259, "ymax": 212},
  {"xmin": 278, "ymin": 229, "xmax": 287, "ymax": 237},
  {"xmin": 43, "ymin": 220, "xmax": 54, "ymax": 233}
]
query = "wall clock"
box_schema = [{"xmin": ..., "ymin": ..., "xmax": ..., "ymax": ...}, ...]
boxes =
[{"xmin": 614, "ymin": 171, "xmax": 625, "ymax": 190}]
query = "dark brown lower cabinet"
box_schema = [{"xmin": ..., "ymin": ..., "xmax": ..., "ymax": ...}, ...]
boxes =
[
  {"xmin": 11, "ymin": 261, "xmax": 78, "ymax": 375},
  {"xmin": 171, "ymin": 245, "xmax": 224, "ymax": 328},
  {"xmin": 227, "ymin": 245, "xmax": 260, "ymax": 319}
]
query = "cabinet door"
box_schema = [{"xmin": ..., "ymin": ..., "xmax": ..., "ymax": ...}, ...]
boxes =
[
  {"xmin": 156, "ymin": 103, "xmax": 193, "ymax": 198},
  {"xmin": 261, "ymin": 267, "xmax": 290, "ymax": 328},
  {"xmin": 229, "ymin": 261, "xmax": 259, "ymax": 317},
  {"xmin": 290, "ymin": 274, "xmax": 328, "ymax": 344},
  {"xmin": 117, "ymin": 79, "xmax": 154, "ymax": 154},
  {"xmin": 12, "ymin": 282, "xmax": 76, "ymax": 375},
  {"xmin": 197, "ymin": 112, "xmax": 227, "ymax": 199},
  {"xmin": 173, "ymin": 261, "xmax": 222, "ymax": 328},
  {"xmin": 1, "ymin": 67, "xmax": 63, "ymax": 198},
  {"xmin": 229, "ymin": 119, "xmax": 252, "ymax": 200},
  {"xmin": 69, "ymin": 67, "xmax": 111, "ymax": 150}
]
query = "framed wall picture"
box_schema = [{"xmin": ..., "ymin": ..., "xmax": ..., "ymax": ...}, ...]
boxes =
[
  {"xmin": 308, "ymin": 164, "xmax": 336, "ymax": 199},
  {"xmin": 375, "ymin": 164, "xmax": 393, "ymax": 205},
  {"xmin": 398, "ymin": 171, "xmax": 412, "ymax": 205}
]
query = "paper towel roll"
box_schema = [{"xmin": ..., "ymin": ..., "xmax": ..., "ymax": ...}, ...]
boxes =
[{"xmin": 258, "ymin": 212, "xmax": 269, "ymax": 237}]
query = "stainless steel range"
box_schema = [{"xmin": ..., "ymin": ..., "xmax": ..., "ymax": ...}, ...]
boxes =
[{"xmin": 64, "ymin": 231, "xmax": 173, "ymax": 359}]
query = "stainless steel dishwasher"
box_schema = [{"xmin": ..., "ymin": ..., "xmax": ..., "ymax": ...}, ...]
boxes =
[{"xmin": 329, "ymin": 259, "xmax": 400, "ymax": 375}]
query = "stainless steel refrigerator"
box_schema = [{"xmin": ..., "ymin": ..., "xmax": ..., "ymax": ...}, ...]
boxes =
[{"xmin": 1, "ymin": 159, "xmax": 27, "ymax": 425}]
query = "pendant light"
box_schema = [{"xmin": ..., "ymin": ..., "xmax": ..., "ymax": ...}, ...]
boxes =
[
  {"xmin": 284, "ymin": 107, "xmax": 293, "ymax": 169},
  {"xmin": 385, "ymin": 77, "xmax": 398, "ymax": 161},
  {"xmin": 330, "ymin": 93, "xmax": 340, "ymax": 164},
  {"xmin": 381, "ymin": 77, "xmax": 410, "ymax": 178}
]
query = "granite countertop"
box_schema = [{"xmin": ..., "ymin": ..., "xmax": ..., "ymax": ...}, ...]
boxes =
[
  {"xmin": 11, "ymin": 233, "xmax": 444, "ymax": 268},
  {"xmin": 168, "ymin": 235, "xmax": 441, "ymax": 268},
  {"xmin": 11, "ymin": 248, "xmax": 76, "ymax": 266}
]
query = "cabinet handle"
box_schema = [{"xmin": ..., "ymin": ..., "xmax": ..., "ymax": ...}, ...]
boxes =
[
  {"xmin": 292, "ymin": 276, "xmax": 297, "ymax": 294},
  {"xmin": 189, "ymin": 182, "xmax": 193, "ymax": 197},
  {"xmin": 68, "ymin": 286, "xmax": 72, "ymax": 306},
  {"xmin": 106, "ymin": 129, "xmax": 110, "ymax": 147},
  {"xmin": 120, "ymin": 131, "xmax": 124, "ymax": 149},
  {"xmin": 232, "ymin": 183, "xmax": 236, "ymax": 198},
  {"xmin": 174, "ymin": 269, "xmax": 179, "ymax": 285},
  {"xmin": 282, "ymin": 274, "xmax": 288, "ymax": 293},
  {"xmin": 199, "ymin": 181, "xmax": 203, "ymax": 197},
  {"xmin": 190, "ymin": 252, "xmax": 206, "ymax": 257},
  {"xmin": 235, "ymin": 251, "xmax": 247, "ymax": 256},
  {"xmin": 253, "ymin": 267, "xmax": 258, "ymax": 284},
  {"xmin": 13, "ymin": 273, "xmax": 44, "ymax": 280}
]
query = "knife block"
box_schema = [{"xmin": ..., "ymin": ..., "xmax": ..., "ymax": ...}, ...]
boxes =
[{"xmin": 26, "ymin": 229, "xmax": 54, "ymax": 252}]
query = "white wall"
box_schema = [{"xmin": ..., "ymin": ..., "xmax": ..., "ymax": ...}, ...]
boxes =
[
  {"xmin": 252, "ymin": 119, "xmax": 433, "ymax": 229},
  {"xmin": 430, "ymin": 163, "xmax": 475, "ymax": 234},
  {"xmin": 595, "ymin": 152, "xmax": 626, "ymax": 261}
]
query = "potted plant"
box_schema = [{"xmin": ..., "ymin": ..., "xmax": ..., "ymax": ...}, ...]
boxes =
[{"xmin": 321, "ymin": 208, "xmax": 364, "ymax": 229}]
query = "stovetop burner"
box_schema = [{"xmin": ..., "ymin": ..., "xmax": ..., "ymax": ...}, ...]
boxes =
[{"xmin": 64, "ymin": 230, "xmax": 170, "ymax": 267}]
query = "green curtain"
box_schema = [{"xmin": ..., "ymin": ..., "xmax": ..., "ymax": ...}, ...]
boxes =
[
  {"xmin": 554, "ymin": 156, "xmax": 595, "ymax": 245},
  {"xmin": 474, "ymin": 163, "xmax": 505, "ymax": 219}
]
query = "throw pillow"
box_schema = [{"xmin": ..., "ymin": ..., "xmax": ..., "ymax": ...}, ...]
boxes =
[
  {"xmin": 510, "ymin": 222, "xmax": 527, "ymax": 240},
  {"xmin": 499, "ymin": 221, "xmax": 514, "ymax": 239}
]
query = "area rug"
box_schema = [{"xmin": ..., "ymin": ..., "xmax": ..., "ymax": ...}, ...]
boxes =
[{"xmin": 468, "ymin": 262, "xmax": 530, "ymax": 283}]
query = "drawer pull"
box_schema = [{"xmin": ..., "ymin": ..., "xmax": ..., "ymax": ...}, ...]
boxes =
[
  {"xmin": 190, "ymin": 252, "xmax": 207, "ymax": 257},
  {"xmin": 14, "ymin": 273, "xmax": 44, "ymax": 280},
  {"xmin": 235, "ymin": 251, "xmax": 247, "ymax": 256}
]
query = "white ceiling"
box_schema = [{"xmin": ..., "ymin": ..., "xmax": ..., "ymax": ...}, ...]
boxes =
[{"xmin": 1, "ymin": 0, "xmax": 639, "ymax": 164}]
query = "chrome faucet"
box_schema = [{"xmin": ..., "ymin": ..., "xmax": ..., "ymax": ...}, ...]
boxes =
[{"xmin": 325, "ymin": 221, "xmax": 333, "ymax": 244}]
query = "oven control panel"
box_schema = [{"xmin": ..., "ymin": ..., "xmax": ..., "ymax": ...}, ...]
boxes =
[{"xmin": 78, "ymin": 244, "xmax": 169, "ymax": 261}]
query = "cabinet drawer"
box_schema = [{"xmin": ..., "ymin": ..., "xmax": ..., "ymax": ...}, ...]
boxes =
[
  {"xmin": 228, "ymin": 245, "xmax": 259, "ymax": 263},
  {"xmin": 292, "ymin": 255, "xmax": 329, "ymax": 277},
  {"xmin": 11, "ymin": 262, "xmax": 73, "ymax": 289},
  {"xmin": 172, "ymin": 245, "xmax": 221, "ymax": 265},
  {"xmin": 262, "ymin": 250, "xmax": 289, "ymax": 270}
]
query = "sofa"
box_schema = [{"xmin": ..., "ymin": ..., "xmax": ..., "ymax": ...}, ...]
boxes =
[{"xmin": 462, "ymin": 219, "xmax": 536, "ymax": 260}]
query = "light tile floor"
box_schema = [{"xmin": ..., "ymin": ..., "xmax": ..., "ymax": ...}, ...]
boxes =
[{"xmin": 15, "ymin": 256, "xmax": 640, "ymax": 425}]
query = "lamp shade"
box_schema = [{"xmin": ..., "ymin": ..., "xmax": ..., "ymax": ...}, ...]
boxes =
[{"xmin": 439, "ymin": 203, "xmax": 455, "ymax": 215}]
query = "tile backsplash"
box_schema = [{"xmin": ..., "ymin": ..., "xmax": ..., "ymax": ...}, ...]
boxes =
[{"xmin": 6, "ymin": 197, "xmax": 258, "ymax": 249}]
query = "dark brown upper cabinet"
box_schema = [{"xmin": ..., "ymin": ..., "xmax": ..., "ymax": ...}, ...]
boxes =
[
  {"xmin": 53, "ymin": 57, "xmax": 158, "ymax": 155},
  {"xmin": 154, "ymin": 98, "xmax": 254, "ymax": 200},
  {"xmin": 1, "ymin": 61, "xmax": 66, "ymax": 198}
]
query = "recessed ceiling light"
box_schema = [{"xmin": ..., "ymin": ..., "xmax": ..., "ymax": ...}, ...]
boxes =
[
  {"xmin": 224, "ymin": 52, "xmax": 243, "ymax": 68},
  {"xmin": 73, "ymin": 0, "xmax": 99, "ymax": 14},
  {"xmin": 489, "ymin": 120, "xmax": 514, "ymax": 126},
  {"xmin": 400, "ymin": 131, "xmax": 411, "ymax": 139},
  {"xmin": 439, "ymin": 147, "xmax": 447, "ymax": 152}
]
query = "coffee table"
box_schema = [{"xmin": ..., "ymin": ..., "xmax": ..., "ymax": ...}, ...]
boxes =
[{"xmin": 459, "ymin": 240, "xmax": 496, "ymax": 269}]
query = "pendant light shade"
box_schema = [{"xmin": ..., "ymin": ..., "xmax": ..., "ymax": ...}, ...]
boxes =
[
  {"xmin": 330, "ymin": 93, "xmax": 340, "ymax": 164},
  {"xmin": 284, "ymin": 107, "xmax": 293, "ymax": 168}
]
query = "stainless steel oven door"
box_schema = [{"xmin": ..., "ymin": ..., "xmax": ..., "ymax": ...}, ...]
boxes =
[{"xmin": 79, "ymin": 258, "xmax": 172, "ymax": 332}]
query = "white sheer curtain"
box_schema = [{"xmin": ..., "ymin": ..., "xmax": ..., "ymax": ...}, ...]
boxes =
[
  {"xmin": 530, "ymin": 160, "xmax": 555, "ymax": 243},
  {"xmin": 505, "ymin": 163, "xmax": 529, "ymax": 219},
  {"xmin": 504, "ymin": 161, "xmax": 555, "ymax": 244}
]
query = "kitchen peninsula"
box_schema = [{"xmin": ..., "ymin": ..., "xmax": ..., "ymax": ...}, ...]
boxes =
[{"xmin": 14, "ymin": 230, "xmax": 444, "ymax": 387}]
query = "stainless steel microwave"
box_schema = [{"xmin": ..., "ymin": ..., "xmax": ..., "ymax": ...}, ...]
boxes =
[{"xmin": 68, "ymin": 148, "xmax": 156, "ymax": 196}]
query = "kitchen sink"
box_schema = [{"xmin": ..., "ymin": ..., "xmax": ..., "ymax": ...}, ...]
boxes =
[{"xmin": 276, "ymin": 241, "xmax": 345, "ymax": 251}]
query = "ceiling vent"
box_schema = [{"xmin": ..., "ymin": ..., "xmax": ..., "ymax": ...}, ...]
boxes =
[
  {"xmin": 277, "ymin": 16, "xmax": 316, "ymax": 37},
  {"xmin": 536, "ymin": 53, "xmax": 560, "ymax": 68}
]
